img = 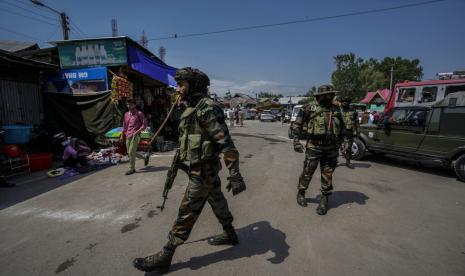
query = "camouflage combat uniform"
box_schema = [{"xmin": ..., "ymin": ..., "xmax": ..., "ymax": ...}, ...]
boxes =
[
  {"xmin": 292, "ymin": 85, "xmax": 343, "ymax": 215},
  {"xmin": 340, "ymin": 103, "xmax": 358, "ymax": 167},
  {"xmin": 134, "ymin": 67, "xmax": 246, "ymax": 273},
  {"xmin": 169, "ymin": 96, "xmax": 240, "ymax": 245}
]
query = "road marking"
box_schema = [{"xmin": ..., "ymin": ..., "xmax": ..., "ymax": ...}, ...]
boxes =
[
  {"xmin": 3, "ymin": 207, "xmax": 136, "ymax": 223},
  {"xmin": 276, "ymin": 136, "xmax": 293, "ymax": 141}
]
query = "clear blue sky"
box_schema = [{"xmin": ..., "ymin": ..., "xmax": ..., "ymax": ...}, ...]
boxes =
[{"xmin": 1, "ymin": 0, "xmax": 464, "ymax": 96}]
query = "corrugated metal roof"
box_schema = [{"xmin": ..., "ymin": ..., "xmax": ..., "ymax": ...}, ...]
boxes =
[
  {"xmin": 0, "ymin": 40, "xmax": 39, "ymax": 52},
  {"xmin": 0, "ymin": 49, "xmax": 58, "ymax": 70}
]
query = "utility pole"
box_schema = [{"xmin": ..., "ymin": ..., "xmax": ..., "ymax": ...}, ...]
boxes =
[
  {"xmin": 158, "ymin": 46, "xmax": 166, "ymax": 62},
  {"xmin": 60, "ymin": 13, "xmax": 69, "ymax": 40},
  {"xmin": 111, "ymin": 19, "xmax": 118, "ymax": 37},
  {"xmin": 31, "ymin": 0, "xmax": 69, "ymax": 40},
  {"xmin": 389, "ymin": 64, "xmax": 394, "ymax": 93},
  {"xmin": 140, "ymin": 30, "xmax": 148, "ymax": 48}
]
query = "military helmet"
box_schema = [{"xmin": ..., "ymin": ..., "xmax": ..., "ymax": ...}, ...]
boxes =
[
  {"xmin": 314, "ymin": 84, "xmax": 338, "ymax": 96},
  {"xmin": 175, "ymin": 67, "xmax": 210, "ymax": 92}
]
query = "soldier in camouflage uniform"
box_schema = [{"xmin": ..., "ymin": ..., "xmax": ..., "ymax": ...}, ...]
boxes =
[
  {"xmin": 133, "ymin": 67, "xmax": 246, "ymax": 273},
  {"xmin": 292, "ymin": 84, "xmax": 343, "ymax": 215},
  {"xmin": 340, "ymin": 96, "xmax": 359, "ymax": 169}
]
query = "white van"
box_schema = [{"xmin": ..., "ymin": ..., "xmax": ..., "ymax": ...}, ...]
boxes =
[{"xmin": 288, "ymin": 105, "xmax": 303, "ymax": 138}]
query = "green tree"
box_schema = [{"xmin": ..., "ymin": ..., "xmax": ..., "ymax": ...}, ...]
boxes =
[
  {"xmin": 376, "ymin": 57, "xmax": 423, "ymax": 86},
  {"xmin": 331, "ymin": 53, "xmax": 364, "ymax": 99},
  {"xmin": 359, "ymin": 64, "xmax": 386, "ymax": 93},
  {"xmin": 304, "ymin": 86, "xmax": 317, "ymax": 96},
  {"xmin": 331, "ymin": 53, "xmax": 424, "ymax": 99}
]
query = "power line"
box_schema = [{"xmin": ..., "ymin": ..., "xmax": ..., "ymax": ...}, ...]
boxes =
[
  {"xmin": 0, "ymin": 6, "xmax": 59, "ymax": 26},
  {"xmin": 46, "ymin": 24, "xmax": 61, "ymax": 41},
  {"xmin": 0, "ymin": 26, "xmax": 44, "ymax": 42},
  {"xmin": 69, "ymin": 20, "xmax": 87, "ymax": 38},
  {"xmin": 148, "ymin": 0, "xmax": 447, "ymax": 41},
  {"xmin": 1, "ymin": 0, "xmax": 59, "ymax": 22},
  {"xmin": 69, "ymin": 26, "xmax": 82, "ymax": 39},
  {"xmin": 13, "ymin": 0, "xmax": 56, "ymax": 15}
]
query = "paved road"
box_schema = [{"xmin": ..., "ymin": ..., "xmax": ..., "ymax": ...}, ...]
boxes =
[{"xmin": 1, "ymin": 120, "xmax": 465, "ymax": 276}]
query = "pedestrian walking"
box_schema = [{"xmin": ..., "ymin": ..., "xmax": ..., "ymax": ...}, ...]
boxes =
[
  {"xmin": 121, "ymin": 99, "xmax": 150, "ymax": 175},
  {"xmin": 238, "ymin": 109, "xmax": 245, "ymax": 127},
  {"xmin": 227, "ymin": 108, "xmax": 235, "ymax": 127}
]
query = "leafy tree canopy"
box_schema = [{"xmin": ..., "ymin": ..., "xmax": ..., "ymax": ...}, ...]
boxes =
[{"xmin": 331, "ymin": 53, "xmax": 423, "ymax": 100}]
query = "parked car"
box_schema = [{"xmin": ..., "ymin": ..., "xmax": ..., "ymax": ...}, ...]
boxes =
[
  {"xmin": 353, "ymin": 91, "xmax": 465, "ymax": 182},
  {"xmin": 260, "ymin": 110, "xmax": 276, "ymax": 122}
]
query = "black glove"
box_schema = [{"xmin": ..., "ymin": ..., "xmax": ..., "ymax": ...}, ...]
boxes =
[
  {"xmin": 226, "ymin": 173, "xmax": 246, "ymax": 196},
  {"xmin": 293, "ymin": 140, "xmax": 304, "ymax": 153}
]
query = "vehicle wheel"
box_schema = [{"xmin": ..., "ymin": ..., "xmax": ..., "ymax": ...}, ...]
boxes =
[
  {"xmin": 351, "ymin": 137, "xmax": 366, "ymax": 160},
  {"xmin": 288, "ymin": 128, "xmax": 294, "ymax": 139},
  {"xmin": 453, "ymin": 154, "xmax": 465, "ymax": 182}
]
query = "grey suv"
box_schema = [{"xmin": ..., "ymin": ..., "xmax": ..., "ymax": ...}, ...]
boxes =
[{"xmin": 353, "ymin": 92, "xmax": 465, "ymax": 182}]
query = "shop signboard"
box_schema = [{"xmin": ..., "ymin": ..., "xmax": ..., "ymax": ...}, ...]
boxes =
[
  {"xmin": 57, "ymin": 38, "xmax": 127, "ymax": 68},
  {"xmin": 44, "ymin": 66, "xmax": 108, "ymax": 94}
]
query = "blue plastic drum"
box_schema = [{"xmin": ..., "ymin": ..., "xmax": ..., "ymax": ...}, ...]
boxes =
[{"xmin": 3, "ymin": 125, "xmax": 33, "ymax": 144}]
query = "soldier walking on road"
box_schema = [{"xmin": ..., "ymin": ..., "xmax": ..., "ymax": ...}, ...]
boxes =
[
  {"xmin": 340, "ymin": 96, "xmax": 359, "ymax": 169},
  {"xmin": 133, "ymin": 67, "xmax": 246, "ymax": 273},
  {"xmin": 292, "ymin": 84, "xmax": 343, "ymax": 215}
]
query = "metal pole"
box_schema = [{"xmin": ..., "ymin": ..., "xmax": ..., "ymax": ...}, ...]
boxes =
[
  {"xmin": 60, "ymin": 13, "xmax": 69, "ymax": 40},
  {"xmin": 31, "ymin": 1, "xmax": 69, "ymax": 40},
  {"xmin": 389, "ymin": 64, "xmax": 394, "ymax": 93}
]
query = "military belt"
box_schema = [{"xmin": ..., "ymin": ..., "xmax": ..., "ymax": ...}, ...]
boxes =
[{"xmin": 309, "ymin": 139, "xmax": 335, "ymax": 146}]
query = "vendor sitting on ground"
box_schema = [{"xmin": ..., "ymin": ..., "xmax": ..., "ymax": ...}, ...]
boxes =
[{"xmin": 62, "ymin": 137, "xmax": 91, "ymax": 168}]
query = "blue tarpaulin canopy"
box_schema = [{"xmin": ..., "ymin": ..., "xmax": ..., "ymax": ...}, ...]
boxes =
[{"xmin": 127, "ymin": 44, "xmax": 177, "ymax": 87}]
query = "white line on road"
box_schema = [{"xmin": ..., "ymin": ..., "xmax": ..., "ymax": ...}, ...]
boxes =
[
  {"xmin": 3, "ymin": 207, "xmax": 136, "ymax": 223},
  {"xmin": 276, "ymin": 136, "xmax": 293, "ymax": 141}
]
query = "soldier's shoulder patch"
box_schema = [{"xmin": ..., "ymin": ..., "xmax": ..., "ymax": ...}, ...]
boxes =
[
  {"xmin": 196, "ymin": 99, "xmax": 223, "ymax": 121},
  {"xmin": 309, "ymin": 104, "xmax": 318, "ymax": 112}
]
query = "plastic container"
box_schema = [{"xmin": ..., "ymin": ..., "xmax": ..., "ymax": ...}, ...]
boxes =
[
  {"xmin": 29, "ymin": 153, "xmax": 53, "ymax": 172},
  {"xmin": 3, "ymin": 125, "xmax": 33, "ymax": 144},
  {"xmin": 3, "ymin": 144, "xmax": 21, "ymax": 157}
]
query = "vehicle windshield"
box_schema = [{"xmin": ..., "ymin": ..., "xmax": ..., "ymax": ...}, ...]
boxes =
[
  {"xmin": 262, "ymin": 110, "xmax": 271, "ymax": 114},
  {"xmin": 292, "ymin": 107, "xmax": 302, "ymax": 117}
]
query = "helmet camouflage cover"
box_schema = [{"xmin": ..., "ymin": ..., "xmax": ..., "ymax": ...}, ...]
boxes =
[
  {"xmin": 175, "ymin": 67, "xmax": 210, "ymax": 93},
  {"xmin": 314, "ymin": 84, "xmax": 338, "ymax": 96}
]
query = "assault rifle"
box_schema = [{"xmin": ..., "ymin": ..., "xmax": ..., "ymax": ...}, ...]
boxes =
[{"xmin": 157, "ymin": 149, "xmax": 188, "ymax": 211}]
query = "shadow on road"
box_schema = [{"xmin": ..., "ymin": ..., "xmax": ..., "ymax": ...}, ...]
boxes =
[
  {"xmin": 338, "ymin": 162, "xmax": 372, "ymax": 169},
  {"xmin": 147, "ymin": 221, "xmax": 290, "ymax": 275},
  {"xmin": 306, "ymin": 191, "xmax": 369, "ymax": 208},
  {"xmin": 138, "ymin": 166, "xmax": 169, "ymax": 173}
]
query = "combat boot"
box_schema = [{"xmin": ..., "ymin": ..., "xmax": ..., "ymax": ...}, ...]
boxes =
[
  {"xmin": 345, "ymin": 160, "xmax": 354, "ymax": 169},
  {"xmin": 133, "ymin": 242, "xmax": 176, "ymax": 273},
  {"xmin": 316, "ymin": 194, "xmax": 329, "ymax": 215},
  {"xmin": 208, "ymin": 224, "xmax": 239, "ymax": 246},
  {"xmin": 296, "ymin": 190, "xmax": 307, "ymax": 207}
]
